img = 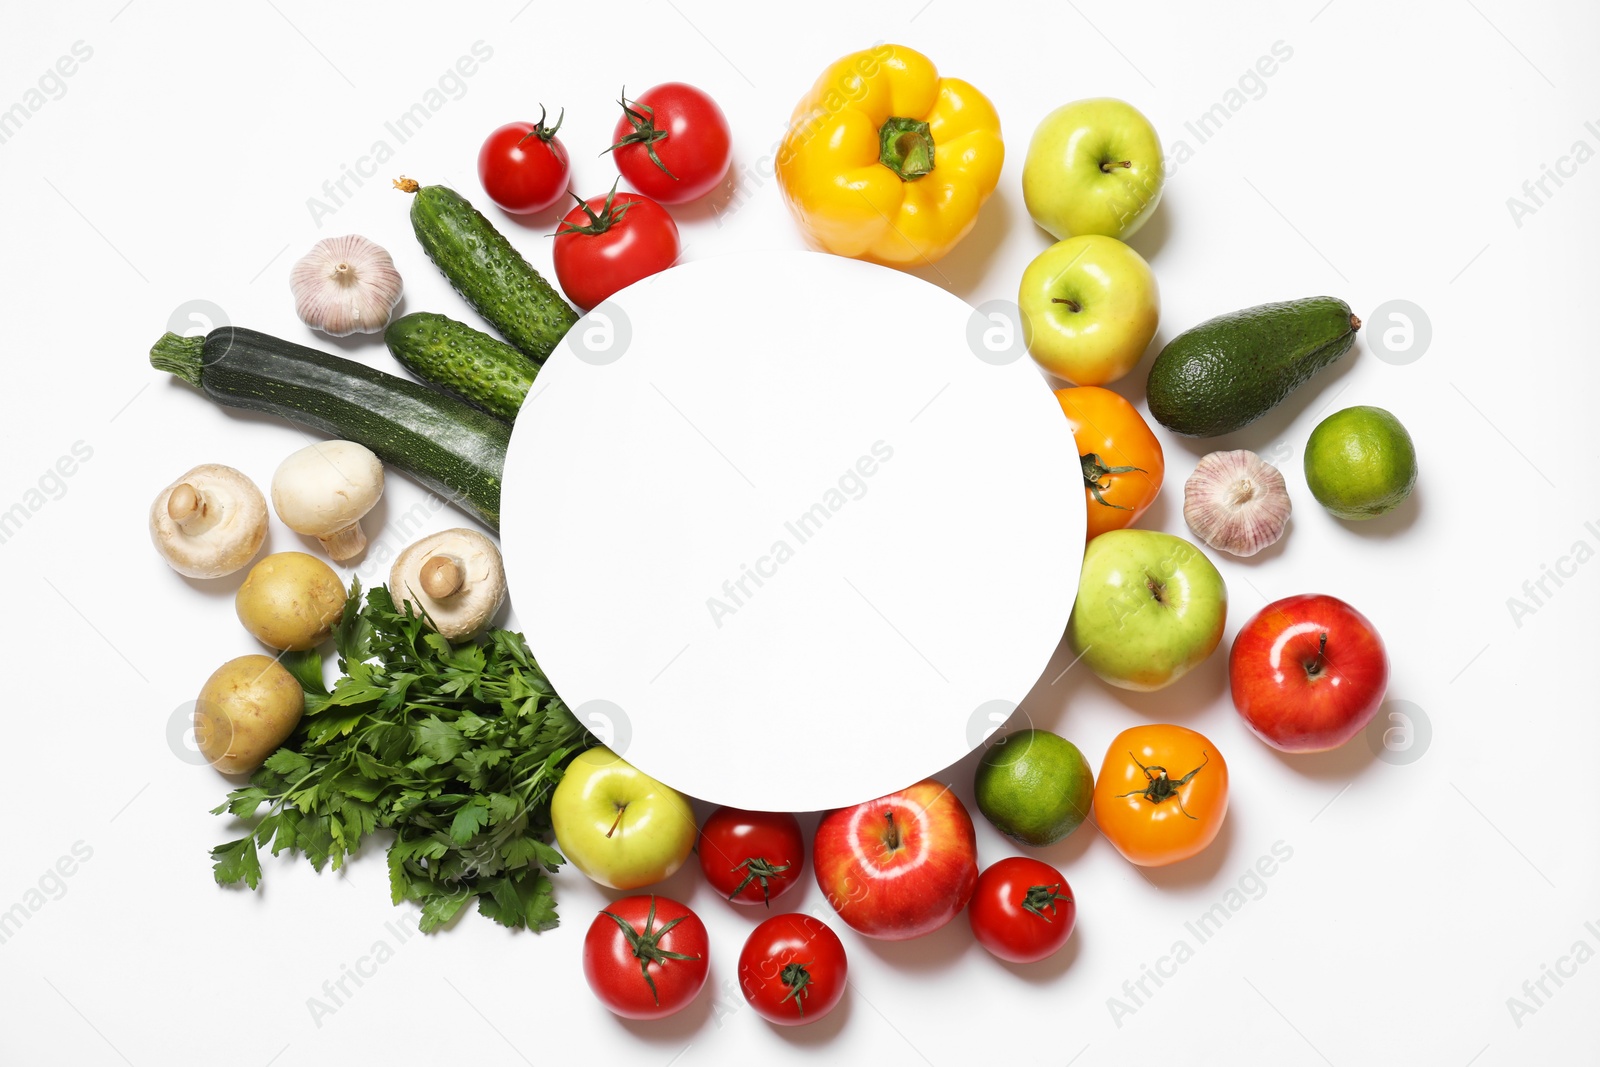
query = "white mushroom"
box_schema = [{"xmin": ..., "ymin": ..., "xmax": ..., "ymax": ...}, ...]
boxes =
[
  {"xmin": 271, "ymin": 441, "xmax": 384, "ymax": 562},
  {"xmin": 390, "ymin": 528, "xmax": 506, "ymax": 642},
  {"xmin": 149, "ymin": 464, "xmax": 268, "ymax": 578}
]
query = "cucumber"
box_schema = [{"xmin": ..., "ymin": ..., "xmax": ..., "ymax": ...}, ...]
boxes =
[
  {"xmin": 385, "ymin": 312, "xmax": 534, "ymax": 423},
  {"xmin": 150, "ymin": 327, "xmax": 508, "ymax": 530},
  {"xmin": 1146, "ymin": 297, "xmax": 1362, "ymax": 437},
  {"xmin": 397, "ymin": 179, "xmax": 577, "ymax": 363}
]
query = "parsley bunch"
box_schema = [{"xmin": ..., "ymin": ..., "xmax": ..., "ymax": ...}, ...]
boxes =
[{"xmin": 211, "ymin": 581, "xmax": 594, "ymax": 932}]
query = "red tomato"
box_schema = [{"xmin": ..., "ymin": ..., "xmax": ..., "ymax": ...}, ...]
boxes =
[
  {"xmin": 552, "ymin": 185, "xmax": 680, "ymax": 311},
  {"xmin": 737, "ymin": 913, "xmax": 848, "ymax": 1026},
  {"xmin": 968, "ymin": 857, "xmax": 1076, "ymax": 963},
  {"xmin": 477, "ymin": 108, "xmax": 571, "ymax": 215},
  {"xmin": 582, "ymin": 895, "xmax": 708, "ymax": 1020},
  {"xmin": 607, "ymin": 83, "xmax": 732, "ymax": 204},
  {"xmin": 698, "ymin": 807, "xmax": 805, "ymax": 906}
]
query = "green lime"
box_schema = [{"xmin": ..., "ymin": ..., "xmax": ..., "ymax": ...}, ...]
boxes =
[
  {"xmin": 1304, "ymin": 405, "xmax": 1418, "ymax": 520},
  {"xmin": 974, "ymin": 729, "xmax": 1093, "ymax": 846}
]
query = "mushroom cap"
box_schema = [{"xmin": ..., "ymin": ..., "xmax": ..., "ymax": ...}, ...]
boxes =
[
  {"xmin": 390, "ymin": 528, "xmax": 507, "ymax": 642},
  {"xmin": 271, "ymin": 440, "xmax": 385, "ymax": 538},
  {"xmin": 149, "ymin": 463, "xmax": 269, "ymax": 579}
]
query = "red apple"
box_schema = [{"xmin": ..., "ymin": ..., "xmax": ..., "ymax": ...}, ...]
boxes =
[
  {"xmin": 1229, "ymin": 593, "xmax": 1389, "ymax": 752},
  {"xmin": 812, "ymin": 779, "xmax": 979, "ymax": 940}
]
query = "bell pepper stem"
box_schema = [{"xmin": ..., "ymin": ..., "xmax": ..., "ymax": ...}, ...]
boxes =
[{"xmin": 878, "ymin": 117, "xmax": 935, "ymax": 181}]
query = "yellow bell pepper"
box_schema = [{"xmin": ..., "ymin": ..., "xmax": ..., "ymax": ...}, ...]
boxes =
[{"xmin": 776, "ymin": 44, "xmax": 1003, "ymax": 269}]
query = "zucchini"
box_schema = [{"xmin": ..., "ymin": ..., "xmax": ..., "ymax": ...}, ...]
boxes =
[
  {"xmin": 396, "ymin": 179, "xmax": 577, "ymax": 363},
  {"xmin": 150, "ymin": 327, "xmax": 508, "ymax": 530},
  {"xmin": 385, "ymin": 312, "xmax": 534, "ymax": 423}
]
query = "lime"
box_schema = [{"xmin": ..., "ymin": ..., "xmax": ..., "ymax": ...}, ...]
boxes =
[
  {"xmin": 974, "ymin": 729, "xmax": 1093, "ymax": 846},
  {"xmin": 1304, "ymin": 405, "xmax": 1417, "ymax": 520}
]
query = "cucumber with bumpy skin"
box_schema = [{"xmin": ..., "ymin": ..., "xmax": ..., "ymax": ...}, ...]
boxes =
[
  {"xmin": 150, "ymin": 327, "xmax": 508, "ymax": 530},
  {"xmin": 386, "ymin": 311, "xmax": 534, "ymax": 422},
  {"xmin": 396, "ymin": 178, "xmax": 577, "ymax": 363}
]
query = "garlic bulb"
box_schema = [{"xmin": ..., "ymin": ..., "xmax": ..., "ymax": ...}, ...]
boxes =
[
  {"xmin": 1183, "ymin": 450, "xmax": 1291, "ymax": 557},
  {"xmin": 289, "ymin": 235, "xmax": 403, "ymax": 336}
]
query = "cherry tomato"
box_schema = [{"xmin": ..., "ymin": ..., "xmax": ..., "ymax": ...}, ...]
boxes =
[
  {"xmin": 1092, "ymin": 725, "xmax": 1228, "ymax": 867},
  {"xmin": 737, "ymin": 913, "xmax": 848, "ymax": 1026},
  {"xmin": 552, "ymin": 185, "xmax": 680, "ymax": 311},
  {"xmin": 607, "ymin": 83, "xmax": 732, "ymax": 204},
  {"xmin": 477, "ymin": 107, "xmax": 571, "ymax": 215},
  {"xmin": 698, "ymin": 807, "xmax": 805, "ymax": 906},
  {"xmin": 968, "ymin": 857, "xmax": 1076, "ymax": 963},
  {"xmin": 582, "ymin": 895, "xmax": 708, "ymax": 1020},
  {"xmin": 1056, "ymin": 386, "xmax": 1165, "ymax": 541}
]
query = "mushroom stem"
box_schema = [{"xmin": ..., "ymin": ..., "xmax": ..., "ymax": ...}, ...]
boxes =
[
  {"xmin": 167, "ymin": 483, "xmax": 203, "ymax": 526},
  {"xmin": 420, "ymin": 555, "xmax": 464, "ymax": 598},
  {"xmin": 317, "ymin": 522, "xmax": 368, "ymax": 562}
]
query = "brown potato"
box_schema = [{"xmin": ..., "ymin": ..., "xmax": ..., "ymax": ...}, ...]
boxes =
[
  {"xmin": 195, "ymin": 655, "xmax": 305, "ymax": 775},
  {"xmin": 235, "ymin": 551, "xmax": 345, "ymax": 651}
]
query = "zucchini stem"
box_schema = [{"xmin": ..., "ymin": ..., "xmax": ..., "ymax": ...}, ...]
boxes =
[{"xmin": 149, "ymin": 332, "xmax": 206, "ymax": 387}]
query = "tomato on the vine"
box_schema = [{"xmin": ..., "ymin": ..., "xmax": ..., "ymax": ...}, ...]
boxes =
[
  {"xmin": 968, "ymin": 857, "xmax": 1075, "ymax": 963},
  {"xmin": 1093, "ymin": 725, "xmax": 1228, "ymax": 868},
  {"xmin": 478, "ymin": 107, "xmax": 571, "ymax": 215},
  {"xmin": 737, "ymin": 913, "xmax": 848, "ymax": 1026},
  {"xmin": 606, "ymin": 83, "xmax": 732, "ymax": 204},
  {"xmin": 551, "ymin": 184, "xmax": 680, "ymax": 311},
  {"xmin": 698, "ymin": 807, "xmax": 805, "ymax": 906},
  {"xmin": 1056, "ymin": 386, "xmax": 1165, "ymax": 541},
  {"xmin": 582, "ymin": 895, "xmax": 708, "ymax": 1020}
]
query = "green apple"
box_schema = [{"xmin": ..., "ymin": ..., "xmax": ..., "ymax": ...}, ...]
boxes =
[
  {"xmin": 1023, "ymin": 98, "xmax": 1165, "ymax": 240},
  {"xmin": 550, "ymin": 746, "xmax": 696, "ymax": 890},
  {"xmin": 1066, "ymin": 530, "xmax": 1226, "ymax": 691},
  {"xmin": 1018, "ymin": 234, "xmax": 1158, "ymax": 385}
]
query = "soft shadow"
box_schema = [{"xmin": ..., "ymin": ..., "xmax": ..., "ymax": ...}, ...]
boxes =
[
  {"xmin": 1338, "ymin": 482, "xmax": 1422, "ymax": 539},
  {"xmin": 1134, "ymin": 812, "xmax": 1237, "ymax": 890},
  {"xmin": 1124, "ymin": 205, "xmax": 1171, "ymax": 262},
  {"xmin": 1051, "ymin": 643, "xmax": 1229, "ymax": 722},
  {"xmin": 907, "ymin": 187, "xmax": 1013, "ymax": 300},
  {"xmin": 772, "ymin": 984, "xmax": 853, "ymax": 1045},
  {"xmin": 998, "ymin": 918, "xmax": 1084, "ymax": 983},
  {"xmin": 669, "ymin": 162, "xmax": 743, "ymax": 227},
  {"xmin": 1263, "ymin": 732, "xmax": 1377, "ymax": 783},
  {"xmin": 858, "ymin": 911, "xmax": 977, "ymax": 973},
  {"xmin": 618, "ymin": 960, "xmax": 718, "ymax": 1042}
]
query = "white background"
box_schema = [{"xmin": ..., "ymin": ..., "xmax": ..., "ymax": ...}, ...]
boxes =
[{"xmin": 2, "ymin": 1, "xmax": 1597, "ymax": 1064}]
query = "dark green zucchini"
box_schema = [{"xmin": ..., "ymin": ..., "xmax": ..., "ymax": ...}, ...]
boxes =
[
  {"xmin": 385, "ymin": 312, "xmax": 534, "ymax": 423},
  {"xmin": 150, "ymin": 327, "xmax": 507, "ymax": 530},
  {"xmin": 396, "ymin": 179, "xmax": 577, "ymax": 362}
]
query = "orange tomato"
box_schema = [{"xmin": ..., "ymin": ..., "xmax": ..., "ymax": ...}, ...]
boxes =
[
  {"xmin": 1055, "ymin": 386, "xmax": 1164, "ymax": 541},
  {"xmin": 1092, "ymin": 724, "xmax": 1227, "ymax": 867}
]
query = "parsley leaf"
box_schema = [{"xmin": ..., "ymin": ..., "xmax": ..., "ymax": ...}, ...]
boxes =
[{"xmin": 210, "ymin": 581, "xmax": 596, "ymax": 932}]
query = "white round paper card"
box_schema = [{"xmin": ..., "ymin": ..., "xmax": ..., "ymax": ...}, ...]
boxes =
[{"xmin": 501, "ymin": 250, "xmax": 1083, "ymax": 811}]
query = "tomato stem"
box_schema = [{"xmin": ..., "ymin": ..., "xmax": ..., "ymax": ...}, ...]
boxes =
[
  {"xmin": 518, "ymin": 103, "xmax": 564, "ymax": 146},
  {"xmin": 1115, "ymin": 751, "xmax": 1209, "ymax": 820},
  {"xmin": 603, "ymin": 87, "xmax": 677, "ymax": 180},
  {"xmin": 1021, "ymin": 882, "xmax": 1073, "ymax": 921},
  {"xmin": 555, "ymin": 179, "xmax": 634, "ymax": 237},
  {"xmin": 599, "ymin": 896, "xmax": 701, "ymax": 1006},
  {"xmin": 727, "ymin": 856, "xmax": 792, "ymax": 906},
  {"xmin": 1081, "ymin": 452, "xmax": 1145, "ymax": 510},
  {"xmin": 779, "ymin": 961, "xmax": 814, "ymax": 1016}
]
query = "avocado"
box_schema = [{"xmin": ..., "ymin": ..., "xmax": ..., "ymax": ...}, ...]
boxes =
[{"xmin": 1146, "ymin": 297, "xmax": 1361, "ymax": 437}]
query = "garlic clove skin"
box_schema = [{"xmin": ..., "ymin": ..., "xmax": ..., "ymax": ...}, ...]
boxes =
[
  {"xmin": 290, "ymin": 235, "xmax": 404, "ymax": 337},
  {"xmin": 1183, "ymin": 450, "xmax": 1291, "ymax": 557}
]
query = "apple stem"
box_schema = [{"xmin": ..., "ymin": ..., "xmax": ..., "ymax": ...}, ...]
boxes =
[
  {"xmin": 1051, "ymin": 297, "xmax": 1083, "ymax": 313},
  {"xmin": 883, "ymin": 810, "xmax": 901, "ymax": 851},
  {"xmin": 1100, "ymin": 159, "xmax": 1133, "ymax": 172},
  {"xmin": 1306, "ymin": 632, "xmax": 1329, "ymax": 677},
  {"xmin": 607, "ymin": 804, "xmax": 627, "ymax": 839}
]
